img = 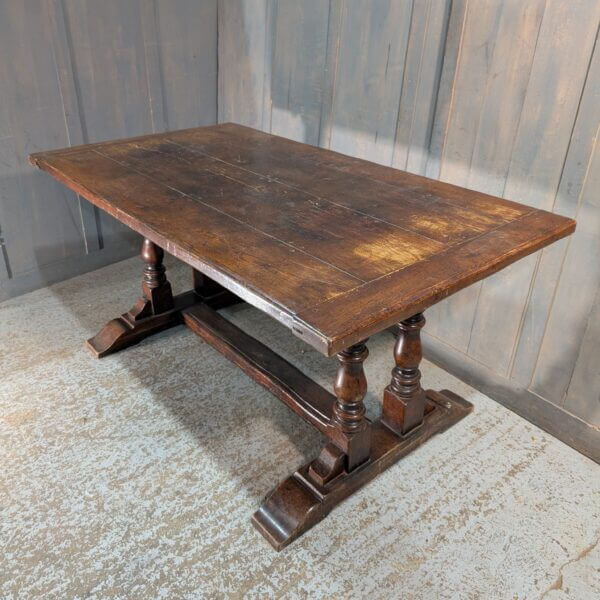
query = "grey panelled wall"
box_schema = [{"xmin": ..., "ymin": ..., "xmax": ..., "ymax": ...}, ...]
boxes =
[
  {"xmin": 1, "ymin": 0, "xmax": 598, "ymax": 458},
  {"xmin": 0, "ymin": 0, "xmax": 218, "ymax": 301},
  {"xmin": 218, "ymin": 0, "xmax": 600, "ymax": 459}
]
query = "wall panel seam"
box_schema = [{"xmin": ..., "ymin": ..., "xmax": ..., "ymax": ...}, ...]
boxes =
[
  {"xmin": 527, "ymin": 121, "xmax": 600, "ymax": 390},
  {"xmin": 0, "ymin": 218, "xmax": 12, "ymax": 279},
  {"xmin": 549, "ymin": 23, "xmax": 599, "ymax": 216},
  {"xmin": 261, "ymin": 0, "xmax": 277, "ymax": 133},
  {"xmin": 501, "ymin": 1, "xmax": 549, "ymax": 378},
  {"xmin": 215, "ymin": 0, "xmax": 219, "ymax": 124},
  {"xmin": 466, "ymin": 0, "xmax": 547, "ymax": 369},
  {"xmin": 437, "ymin": 0, "xmax": 469, "ymax": 178},
  {"xmin": 46, "ymin": 0, "xmax": 102, "ymax": 253},
  {"xmin": 562, "ymin": 289, "xmax": 600, "ymax": 409},
  {"xmin": 390, "ymin": 0, "xmax": 417, "ymax": 168},
  {"xmin": 318, "ymin": 0, "xmax": 344, "ymax": 150}
]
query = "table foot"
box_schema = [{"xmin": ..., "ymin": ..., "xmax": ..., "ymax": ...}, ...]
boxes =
[
  {"xmin": 86, "ymin": 291, "xmax": 201, "ymax": 358},
  {"xmin": 87, "ymin": 239, "xmax": 240, "ymax": 358},
  {"xmin": 180, "ymin": 304, "xmax": 472, "ymax": 550},
  {"xmin": 252, "ymin": 389, "xmax": 472, "ymax": 551}
]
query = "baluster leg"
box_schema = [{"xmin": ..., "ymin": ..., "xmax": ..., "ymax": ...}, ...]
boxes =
[
  {"xmin": 87, "ymin": 238, "xmax": 183, "ymax": 357},
  {"xmin": 308, "ymin": 341, "xmax": 371, "ymax": 486},
  {"xmin": 382, "ymin": 313, "xmax": 427, "ymax": 436}
]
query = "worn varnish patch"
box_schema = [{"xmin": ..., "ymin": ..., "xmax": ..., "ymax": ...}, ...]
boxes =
[{"xmin": 351, "ymin": 232, "xmax": 441, "ymax": 273}]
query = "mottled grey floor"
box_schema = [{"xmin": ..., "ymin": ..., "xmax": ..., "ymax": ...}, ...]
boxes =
[{"xmin": 1, "ymin": 256, "xmax": 599, "ymax": 600}]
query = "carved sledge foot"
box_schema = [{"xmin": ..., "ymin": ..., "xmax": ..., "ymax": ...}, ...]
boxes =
[
  {"xmin": 86, "ymin": 291, "xmax": 200, "ymax": 358},
  {"xmin": 251, "ymin": 389, "xmax": 472, "ymax": 551},
  {"xmin": 87, "ymin": 240, "xmax": 240, "ymax": 358}
]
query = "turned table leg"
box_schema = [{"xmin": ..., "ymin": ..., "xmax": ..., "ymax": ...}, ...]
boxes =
[
  {"xmin": 382, "ymin": 313, "xmax": 427, "ymax": 436},
  {"xmin": 88, "ymin": 238, "xmax": 186, "ymax": 357},
  {"xmin": 87, "ymin": 241, "xmax": 243, "ymax": 358},
  {"xmin": 133, "ymin": 238, "xmax": 174, "ymax": 318},
  {"xmin": 308, "ymin": 341, "xmax": 371, "ymax": 486},
  {"xmin": 249, "ymin": 319, "xmax": 472, "ymax": 551}
]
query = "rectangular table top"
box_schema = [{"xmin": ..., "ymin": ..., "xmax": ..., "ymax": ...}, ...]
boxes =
[{"xmin": 30, "ymin": 123, "xmax": 575, "ymax": 356}]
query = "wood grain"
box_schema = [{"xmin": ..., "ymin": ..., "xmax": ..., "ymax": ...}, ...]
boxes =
[
  {"xmin": 31, "ymin": 123, "xmax": 575, "ymax": 356},
  {"xmin": 295, "ymin": 210, "xmax": 574, "ymax": 354}
]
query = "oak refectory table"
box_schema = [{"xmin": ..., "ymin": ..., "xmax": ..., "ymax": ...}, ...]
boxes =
[{"xmin": 30, "ymin": 123, "xmax": 575, "ymax": 550}]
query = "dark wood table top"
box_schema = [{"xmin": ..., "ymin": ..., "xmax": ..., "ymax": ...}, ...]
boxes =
[{"xmin": 30, "ymin": 123, "xmax": 575, "ymax": 356}]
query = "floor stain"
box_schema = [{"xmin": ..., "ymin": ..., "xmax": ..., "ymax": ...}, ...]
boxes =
[{"xmin": 3, "ymin": 408, "xmax": 39, "ymax": 426}]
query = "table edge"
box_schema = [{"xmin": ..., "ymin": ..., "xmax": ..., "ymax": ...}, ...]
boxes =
[
  {"xmin": 29, "ymin": 153, "xmax": 305, "ymax": 341},
  {"xmin": 291, "ymin": 212, "xmax": 576, "ymax": 356},
  {"xmin": 29, "ymin": 135, "xmax": 577, "ymax": 358}
]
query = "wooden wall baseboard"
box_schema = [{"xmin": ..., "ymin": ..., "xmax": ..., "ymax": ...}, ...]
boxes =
[
  {"xmin": 0, "ymin": 238, "xmax": 140, "ymax": 303},
  {"xmin": 419, "ymin": 331, "xmax": 599, "ymax": 464}
]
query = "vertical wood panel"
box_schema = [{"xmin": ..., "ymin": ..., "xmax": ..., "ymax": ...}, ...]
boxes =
[
  {"xmin": 392, "ymin": 0, "xmax": 451, "ymax": 175},
  {"xmin": 0, "ymin": 73, "xmax": 22, "ymax": 282},
  {"xmin": 0, "ymin": 0, "xmax": 218, "ymax": 298},
  {"xmin": 466, "ymin": 1, "xmax": 545, "ymax": 196},
  {"xmin": 425, "ymin": 0, "xmax": 468, "ymax": 180},
  {"xmin": 463, "ymin": 0, "xmax": 547, "ymax": 372},
  {"xmin": 140, "ymin": 0, "xmax": 169, "ymax": 133},
  {"xmin": 503, "ymin": 4, "xmax": 600, "ymax": 212},
  {"xmin": 318, "ymin": 0, "xmax": 344, "ymax": 149},
  {"xmin": 511, "ymin": 29, "xmax": 600, "ymax": 388},
  {"xmin": 509, "ymin": 239, "xmax": 568, "ymax": 386},
  {"xmin": 329, "ymin": 0, "xmax": 414, "ymax": 165},
  {"xmin": 217, "ymin": 0, "xmax": 600, "ymax": 448},
  {"xmin": 62, "ymin": 0, "xmax": 153, "ymax": 246},
  {"xmin": 466, "ymin": 1, "xmax": 600, "ymax": 374},
  {"xmin": 62, "ymin": 0, "xmax": 153, "ymax": 141},
  {"xmin": 269, "ymin": 1, "xmax": 330, "ymax": 145},
  {"xmin": 531, "ymin": 130, "xmax": 600, "ymax": 409},
  {"xmin": 425, "ymin": 0, "xmax": 505, "ymax": 349},
  {"xmin": 0, "ymin": 134, "xmax": 24, "ymax": 281},
  {"xmin": 429, "ymin": 1, "xmax": 549, "ymax": 359},
  {"xmin": 47, "ymin": 0, "xmax": 101, "ymax": 253},
  {"xmin": 154, "ymin": 0, "xmax": 218, "ymax": 130},
  {"xmin": 437, "ymin": 2, "xmax": 504, "ymax": 186},
  {"xmin": 0, "ymin": 1, "xmax": 85, "ymax": 278},
  {"xmin": 218, "ymin": 0, "xmax": 268, "ymax": 128},
  {"xmin": 565, "ymin": 286, "xmax": 600, "ymax": 424},
  {"xmin": 260, "ymin": 0, "xmax": 278, "ymax": 132}
]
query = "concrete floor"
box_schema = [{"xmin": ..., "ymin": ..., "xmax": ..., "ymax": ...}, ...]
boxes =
[{"xmin": 1, "ymin": 256, "xmax": 599, "ymax": 599}]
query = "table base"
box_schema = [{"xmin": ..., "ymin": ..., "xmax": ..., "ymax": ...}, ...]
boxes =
[
  {"xmin": 253, "ymin": 390, "xmax": 471, "ymax": 550},
  {"xmin": 87, "ymin": 240, "xmax": 472, "ymax": 550}
]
